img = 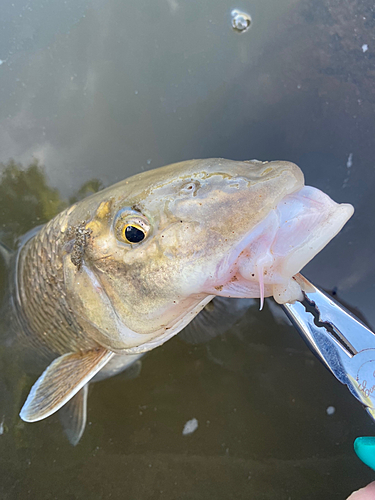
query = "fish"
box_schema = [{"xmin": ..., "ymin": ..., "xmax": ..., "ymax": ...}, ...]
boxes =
[{"xmin": 10, "ymin": 158, "xmax": 353, "ymax": 445}]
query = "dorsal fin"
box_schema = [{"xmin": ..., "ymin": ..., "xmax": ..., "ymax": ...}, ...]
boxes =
[
  {"xmin": 58, "ymin": 385, "xmax": 88, "ymax": 446},
  {"xmin": 20, "ymin": 347, "xmax": 114, "ymax": 422}
]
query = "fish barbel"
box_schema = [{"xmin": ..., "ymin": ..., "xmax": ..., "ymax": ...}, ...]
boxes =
[{"xmin": 14, "ymin": 158, "xmax": 353, "ymax": 443}]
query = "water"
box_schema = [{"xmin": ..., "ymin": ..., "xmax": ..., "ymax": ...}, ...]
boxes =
[{"xmin": 1, "ymin": 0, "xmax": 375, "ymax": 498}]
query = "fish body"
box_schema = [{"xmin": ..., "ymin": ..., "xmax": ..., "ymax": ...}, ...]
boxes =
[{"xmin": 12, "ymin": 158, "xmax": 353, "ymax": 444}]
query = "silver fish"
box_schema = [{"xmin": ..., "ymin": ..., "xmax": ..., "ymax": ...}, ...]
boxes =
[{"xmin": 13, "ymin": 158, "xmax": 353, "ymax": 444}]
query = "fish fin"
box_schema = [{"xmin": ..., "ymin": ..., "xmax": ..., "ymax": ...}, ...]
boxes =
[
  {"xmin": 58, "ymin": 384, "xmax": 88, "ymax": 446},
  {"xmin": 20, "ymin": 347, "xmax": 114, "ymax": 422},
  {"xmin": 117, "ymin": 360, "xmax": 143, "ymax": 381},
  {"xmin": 0, "ymin": 241, "xmax": 12, "ymax": 267},
  {"xmin": 179, "ymin": 296, "xmax": 256, "ymax": 345}
]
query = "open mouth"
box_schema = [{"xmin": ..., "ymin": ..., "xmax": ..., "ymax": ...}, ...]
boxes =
[{"xmin": 204, "ymin": 186, "xmax": 354, "ymax": 306}]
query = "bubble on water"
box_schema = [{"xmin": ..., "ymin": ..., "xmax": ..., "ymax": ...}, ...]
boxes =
[
  {"xmin": 182, "ymin": 418, "xmax": 198, "ymax": 435},
  {"xmin": 231, "ymin": 9, "xmax": 251, "ymax": 33},
  {"xmin": 362, "ymin": 44, "xmax": 368, "ymax": 53},
  {"xmin": 326, "ymin": 406, "xmax": 335, "ymax": 416}
]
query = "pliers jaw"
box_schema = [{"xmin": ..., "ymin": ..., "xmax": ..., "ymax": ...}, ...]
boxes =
[{"xmin": 281, "ymin": 274, "xmax": 375, "ymax": 421}]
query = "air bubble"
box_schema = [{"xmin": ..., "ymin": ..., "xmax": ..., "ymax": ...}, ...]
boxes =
[
  {"xmin": 231, "ymin": 9, "xmax": 251, "ymax": 33},
  {"xmin": 326, "ymin": 406, "xmax": 335, "ymax": 416}
]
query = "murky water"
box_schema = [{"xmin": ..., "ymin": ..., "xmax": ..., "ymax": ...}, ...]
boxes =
[{"xmin": 1, "ymin": 0, "xmax": 375, "ymax": 498}]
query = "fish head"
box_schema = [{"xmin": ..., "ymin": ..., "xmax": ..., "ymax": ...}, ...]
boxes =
[{"xmin": 62, "ymin": 159, "xmax": 353, "ymax": 352}]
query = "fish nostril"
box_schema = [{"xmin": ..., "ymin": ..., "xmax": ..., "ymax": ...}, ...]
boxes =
[{"xmin": 180, "ymin": 180, "xmax": 201, "ymax": 195}]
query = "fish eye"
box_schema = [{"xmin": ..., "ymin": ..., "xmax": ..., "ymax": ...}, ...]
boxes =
[
  {"xmin": 114, "ymin": 209, "xmax": 151, "ymax": 245},
  {"xmin": 123, "ymin": 223, "xmax": 145, "ymax": 243}
]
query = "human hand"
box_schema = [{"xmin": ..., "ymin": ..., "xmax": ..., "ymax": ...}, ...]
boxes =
[
  {"xmin": 346, "ymin": 481, "xmax": 375, "ymax": 499},
  {"xmin": 346, "ymin": 437, "xmax": 375, "ymax": 499}
]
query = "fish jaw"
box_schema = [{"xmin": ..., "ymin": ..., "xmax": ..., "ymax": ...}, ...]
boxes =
[{"xmin": 203, "ymin": 186, "xmax": 354, "ymax": 304}]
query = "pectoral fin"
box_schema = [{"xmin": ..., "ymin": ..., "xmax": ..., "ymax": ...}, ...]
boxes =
[
  {"xmin": 117, "ymin": 359, "xmax": 142, "ymax": 381},
  {"xmin": 20, "ymin": 347, "xmax": 114, "ymax": 422},
  {"xmin": 0, "ymin": 240, "xmax": 12, "ymax": 267},
  {"xmin": 58, "ymin": 385, "xmax": 88, "ymax": 446},
  {"xmin": 179, "ymin": 296, "xmax": 256, "ymax": 345}
]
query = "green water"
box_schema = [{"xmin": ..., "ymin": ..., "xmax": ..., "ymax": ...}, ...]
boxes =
[{"xmin": 1, "ymin": 0, "xmax": 375, "ymax": 498}]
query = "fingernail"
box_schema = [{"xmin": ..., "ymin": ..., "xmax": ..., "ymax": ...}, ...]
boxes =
[{"xmin": 354, "ymin": 437, "xmax": 375, "ymax": 471}]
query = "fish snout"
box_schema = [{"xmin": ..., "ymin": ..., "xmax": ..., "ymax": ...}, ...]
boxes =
[
  {"xmin": 239, "ymin": 185, "xmax": 354, "ymax": 303},
  {"xmin": 204, "ymin": 186, "xmax": 354, "ymax": 305}
]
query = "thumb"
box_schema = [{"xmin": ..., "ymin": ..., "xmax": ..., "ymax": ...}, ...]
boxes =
[{"xmin": 346, "ymin": 481, "xmax": 375, "ymax": 499}]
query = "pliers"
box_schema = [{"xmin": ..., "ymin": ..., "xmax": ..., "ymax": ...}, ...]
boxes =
[{"xmin": 281, "ymin": 274, "xmax": 375, "ymax": 422}]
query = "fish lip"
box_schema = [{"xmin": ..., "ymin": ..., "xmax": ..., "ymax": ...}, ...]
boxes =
[{"xmin": 204, "ymin": 186, "xmax": 354, "ymax": 302}]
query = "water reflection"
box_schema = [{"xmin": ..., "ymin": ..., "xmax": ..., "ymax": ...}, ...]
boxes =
[
  {"xmin": 0, "ymin": 159, "xmax": 66, "ymax": 248},
  {"xmin": 0, "ymin": 159, "xmax": 102, "ymax": 248}
]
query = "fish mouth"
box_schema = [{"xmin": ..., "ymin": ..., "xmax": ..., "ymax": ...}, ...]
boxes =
[{"xmin": 204, "ymin": 186, "xmax": 354, "ymax": 305}]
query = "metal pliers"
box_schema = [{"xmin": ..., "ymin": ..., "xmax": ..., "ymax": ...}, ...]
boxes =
[{"xmin": 281, "ymin": 274, "xmax": 375, "ymax": 422}]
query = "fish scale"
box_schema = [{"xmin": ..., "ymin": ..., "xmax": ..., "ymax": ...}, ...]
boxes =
[{"xmin": 16, "ymin": 209, "xmax": 99, "ymax": 359}]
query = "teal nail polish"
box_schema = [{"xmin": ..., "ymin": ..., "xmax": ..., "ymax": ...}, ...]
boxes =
[{"xmin": 354, "ymin": 437, "xmax": 375, "ymax": 471}]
